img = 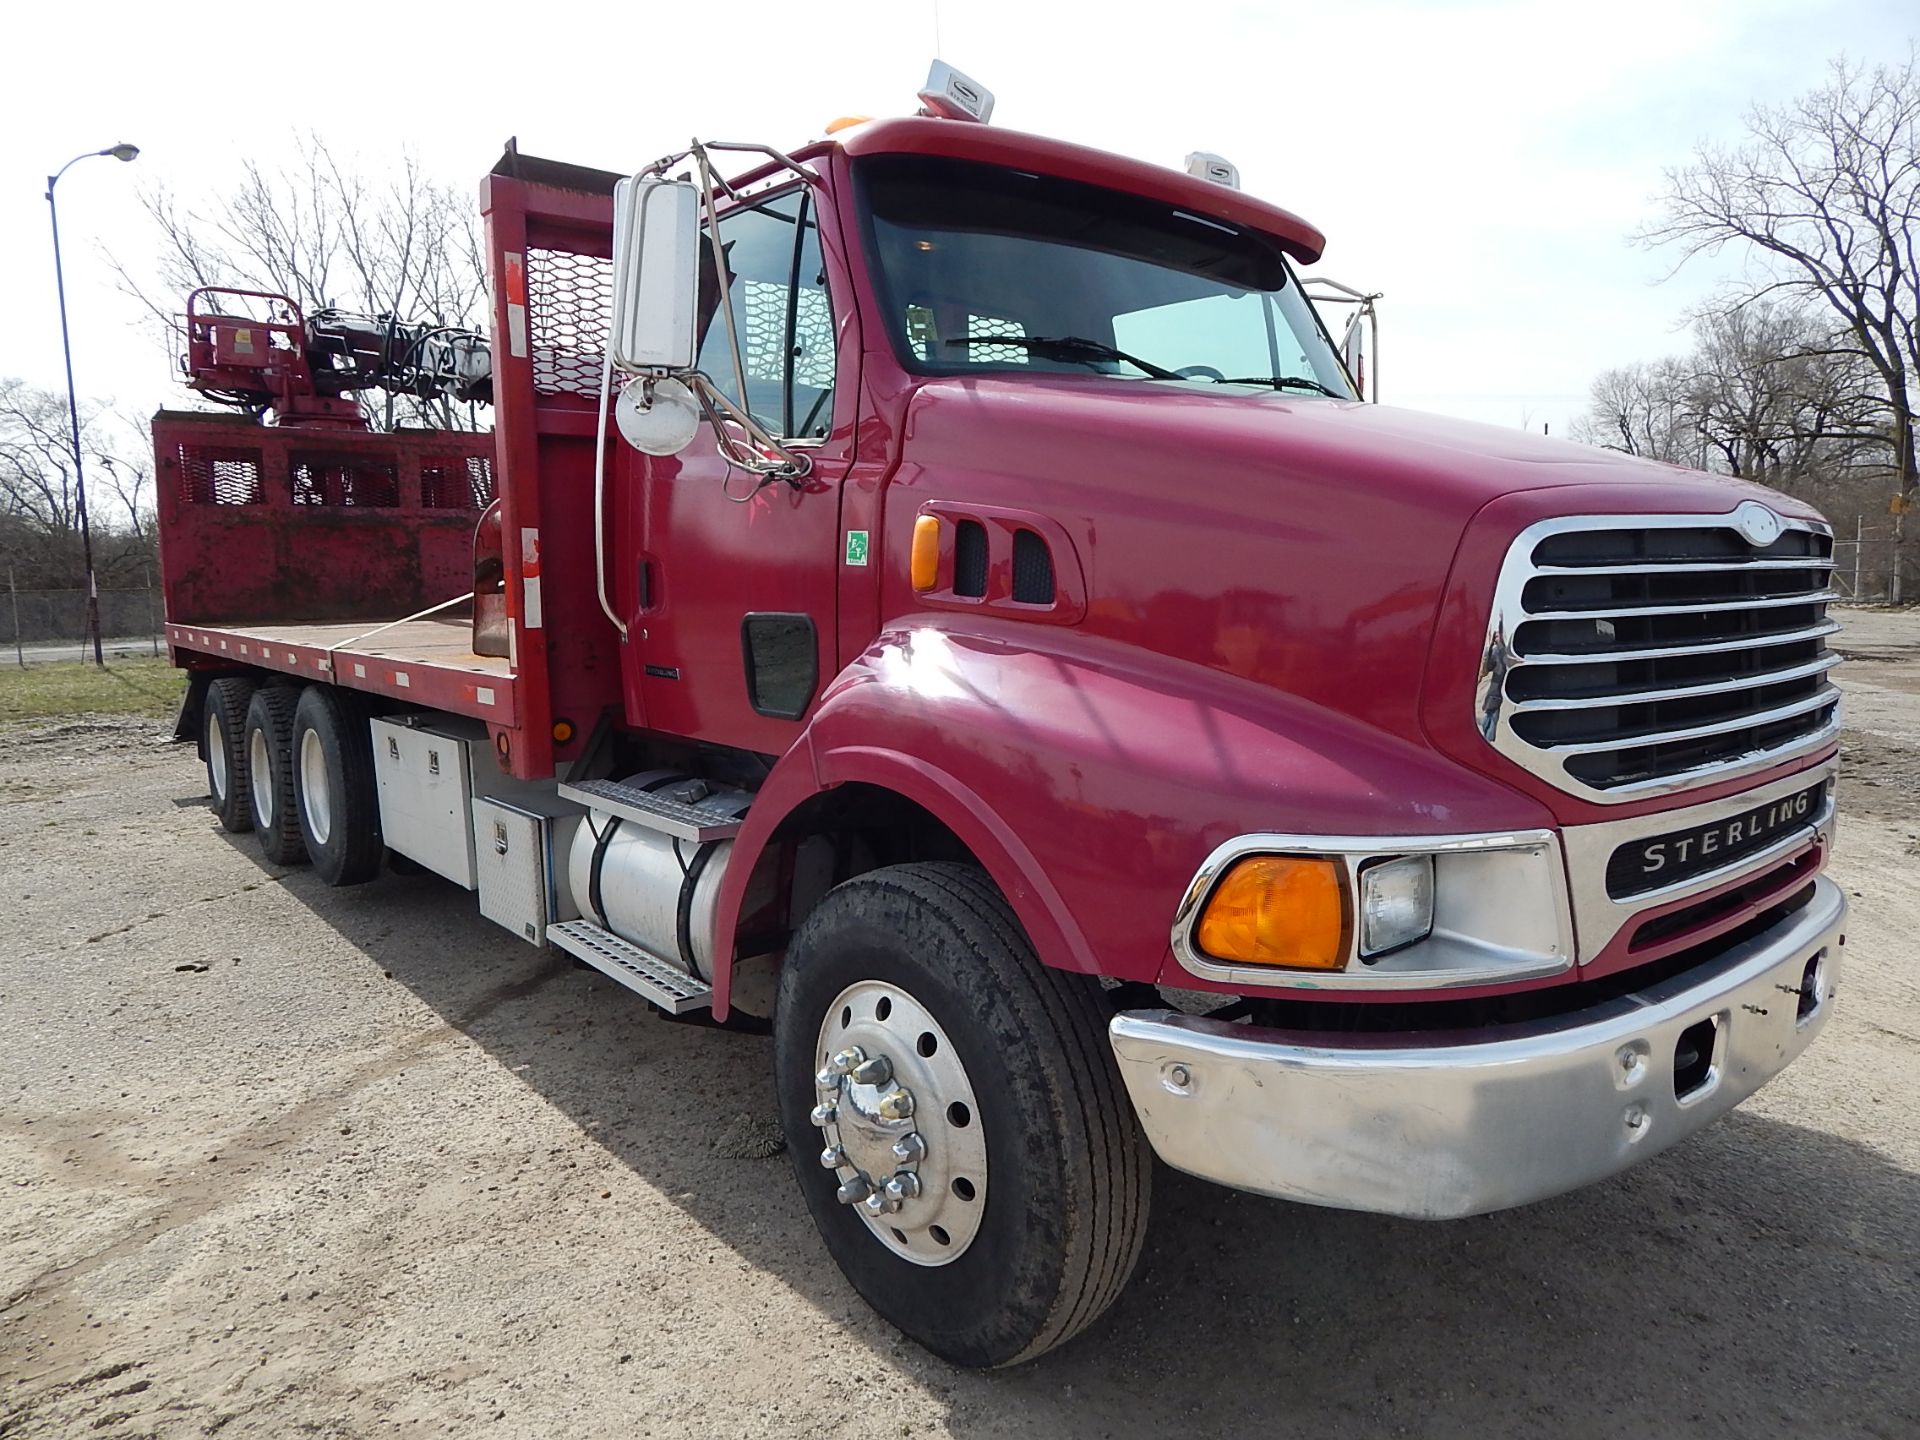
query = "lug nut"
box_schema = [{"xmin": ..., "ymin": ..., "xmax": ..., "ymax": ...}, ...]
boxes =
[
  {"xmin": 884, "ymin": 1173, "xmax": 921, "ymax": 1205},
  {"xmin": 815, "ymin": 1067, "xmax": 842, "ymax": 1091},
  {"xmin": 876, "ymin": 1089, "xmax": 915, "ymax": 1121},
  {"xmin": 835, "ymin": 1175, "xmax": 872, "ymax": 1205},
  {"xmin": 809, "ymin": 1102, "xmax": 838, "ymax": 1128},
  {"xmin": 851, "ymin": 1055, "xmax": 893, "ymax": 1086},
  {"xmin": 819, "ymin": 1145, "xmax": 846, "ymax": 1170},
  {"xmin": 863, "ymin": 1190, "xmax": 893, "ymax": 1217},
  {"xmin": 890, "ymin": 1132, "xmax": 927, "ymax": 1163},
  {"xmin": 828, "ymin": 1047, "xmax": 866, "ymax": 1076}
]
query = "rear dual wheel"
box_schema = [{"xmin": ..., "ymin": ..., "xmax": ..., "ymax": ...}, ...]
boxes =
[
  {"xmin": 291, "ymin": 686, "xmax": 384, "ymax": 887},
  {"xmin": 203, "ymin": 676, "xmax": 258, "ymax": 833},
  {"xmin": 245, "ymin": 685, "xmax": 307, "ymax": 866},
  {"xmin": 775, "ymin": 862, "xmax": 1151, "ymax": 1368}
]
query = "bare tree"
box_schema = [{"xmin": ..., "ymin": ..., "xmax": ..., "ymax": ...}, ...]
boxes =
[
  {"xmin": 114, "ymin": 136, "xmax": 490, "ymax": 432},
  {"xmin": 1570, "ymin": 359, "xmax": 1698, "ymax": 464},
  {"xmin": 0, "ymin": 379, "xmax": 153, "ymax": 589},
  {"xmin": 1641, "ymin": 48, "xmax": 1919, "ymax": 599},
  {"xmin": 1684, "ymin": 304, "xmax": 1889, "ymax": 484}
]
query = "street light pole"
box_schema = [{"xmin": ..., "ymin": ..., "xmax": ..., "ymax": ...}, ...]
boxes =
[{"xmin": 46, "ymin": 143, "xmax": 139, "ymax": 667}]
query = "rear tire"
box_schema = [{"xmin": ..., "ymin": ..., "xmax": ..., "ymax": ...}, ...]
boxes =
[
  {"xmin": 774, "ymin": 862, "xmax": 1151, "ymax": 1368},
  {"xmin": 291, "ymin": 686, "xmax": 383, "ymax": 887},
  {"xmin": 245, "ymin": 685, "xmax": 307, "ymax": 867},
  {"xmin": 203, "ymin": 676, "xmax": 257, "ymax": 833}
]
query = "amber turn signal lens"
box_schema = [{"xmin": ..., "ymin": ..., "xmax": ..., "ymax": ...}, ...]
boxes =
[
  {"xmin": 1196, "ymin": 855, "xmax": 1348, "ymax": 970},
  {"xmin": 910, "ymin": 514, "xmax": 941, "ymax": 592},
  {"xmin": 551, "ymin": 719, "xmax": 576, "ymax": 744}
]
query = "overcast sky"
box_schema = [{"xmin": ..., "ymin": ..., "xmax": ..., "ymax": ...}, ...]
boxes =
[{"xmin": 0, "ymin": 0, "xmax": 1911, "ymax": 441}]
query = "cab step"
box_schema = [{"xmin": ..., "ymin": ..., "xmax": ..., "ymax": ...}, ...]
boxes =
[
  {"xmin": 557, "ymin": 778, "xmax": 745, "ymax": 841},
  {"xmin": 546, "ymin": 919, "xmax": 712, "ymax": 1014}
]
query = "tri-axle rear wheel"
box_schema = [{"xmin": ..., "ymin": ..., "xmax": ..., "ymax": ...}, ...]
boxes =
[
  {"xmin": 290, "ymin": 686, "xmax": 383, "ymax": 886},
  {"xmin": 203, "ymin": 676, "xmax": 257, "ymax": 833},
  {"xmin": 775, "ymin": 862, "xmax": 1151, "ymax": 1368},
  {"xmin": 245, "ymin": 685, "xmax": 307, "ymax": 866}
]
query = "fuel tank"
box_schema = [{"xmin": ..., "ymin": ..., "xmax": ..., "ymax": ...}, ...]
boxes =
[{"xmin": 566, "ymin": 772, "xmax": 754, "ymax": 980}]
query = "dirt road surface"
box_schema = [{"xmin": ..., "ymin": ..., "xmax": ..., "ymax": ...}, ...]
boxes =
[{"xmin": 4, "ymin": 611, "xmax": 1917, "ymax": 1438}]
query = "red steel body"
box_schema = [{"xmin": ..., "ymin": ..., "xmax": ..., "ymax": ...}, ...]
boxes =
[{"xmin": 157, "ymin": 119, "xmax": 1837, "ymax": 1020}]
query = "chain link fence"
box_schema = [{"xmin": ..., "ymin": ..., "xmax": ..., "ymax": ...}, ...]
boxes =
[
  {"xmin": 1829, "ymin": 516, "xmax": 1903, "ymax": 604},
  {"xmin": 4, "ymin": 584, "xmax": 165, "ymax": 663}
]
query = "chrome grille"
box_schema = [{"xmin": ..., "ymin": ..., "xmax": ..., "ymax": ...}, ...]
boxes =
[{"xmin": 1479, "ymin": 512, "xmax": 1840, "ymax": 802}]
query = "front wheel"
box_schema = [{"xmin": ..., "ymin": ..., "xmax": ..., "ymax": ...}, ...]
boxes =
[{"xmin": 774, "ymin": 863, "xmax": 1151, "ymax": 1368}]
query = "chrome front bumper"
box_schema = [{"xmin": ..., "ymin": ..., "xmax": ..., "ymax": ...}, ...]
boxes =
[{"xmin": 1109, "ymin": 876, "xmax": 1846, "ymax": 1219}]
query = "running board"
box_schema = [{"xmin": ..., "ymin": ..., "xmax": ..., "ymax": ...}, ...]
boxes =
[
  {"xmin": 546, "ymin": 920, "xmax": 712, "ymax": 1014},
  {"xmin": 557, "ymin": 778, "xmax": 745, "ymax": 841}
]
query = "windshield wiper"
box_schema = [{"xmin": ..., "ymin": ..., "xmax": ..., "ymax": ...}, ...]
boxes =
[
  {"xmin": 1209, "ymin": 374, "xmax": 1343, "ymax": 397},
  {"xmin": 947, "ymin": 334, "xmax": 1181, "ymax": 381}
]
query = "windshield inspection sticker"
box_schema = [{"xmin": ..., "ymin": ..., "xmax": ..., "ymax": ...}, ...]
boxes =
[{"xmin": 844, "ymin": 530, "xmax": 870, "ymax": 566}]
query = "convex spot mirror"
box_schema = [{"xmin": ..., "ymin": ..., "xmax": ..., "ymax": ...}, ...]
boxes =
[
  {"xmin": 616, "ymin": 377, "xmax": 700, "ymax": 456},
  {"xmin": 609, "ymin": 176, "xmax": 700, "ymax": 373}
]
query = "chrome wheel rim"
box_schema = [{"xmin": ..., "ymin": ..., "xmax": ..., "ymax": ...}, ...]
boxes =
[
  {"xmin": 207, "ymin": 707, "xmax": 228, "ymax": 801},
  {"xmin": 811, "ymin": 979, "xmax": 987, "ymax": 1266},
  {"xmin": 248, "ymin": 727, "xmax": 273, "ymax": 829},
  {"xmin": 299, "ymin": 729, "xmax": 332, "ymax": 846}
]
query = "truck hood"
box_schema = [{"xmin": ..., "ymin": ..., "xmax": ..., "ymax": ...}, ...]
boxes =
[{"xmin": 895, "ymin": 374, "xmax": 1818, "ymax": 759}]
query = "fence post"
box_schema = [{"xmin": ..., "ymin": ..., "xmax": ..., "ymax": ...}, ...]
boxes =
[
  {"xmin": 146, "ymin": 565, "xmax": 159, "ymax": 657},
  {"xmin": 1854, "ymin": 516, "xmax": 1864, "ymax": 603},
  {"xmin": 8, "ymin": 567, "xmax": 20, "ymax": 668}
]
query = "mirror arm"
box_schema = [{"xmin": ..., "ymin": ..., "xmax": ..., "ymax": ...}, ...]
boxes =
[
  {"xmin": 592, "ymin": 350, "xmax": 629, "ymax": 640},
  {"xmin": 687, "ymin": 372, "xmax": 812, "ymax": 486},
  {"xmin": 643, "ymin": 140, "xmax": 824, "ymax": 193},
  {"xmin": 692, "ymin": 145, "xmax": 757, "ymax": 432}
]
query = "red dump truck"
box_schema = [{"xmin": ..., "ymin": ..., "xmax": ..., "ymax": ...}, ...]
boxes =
[{"xmin": 155, "ymin": 66, "xmax": 1846, "ymax": 1367}]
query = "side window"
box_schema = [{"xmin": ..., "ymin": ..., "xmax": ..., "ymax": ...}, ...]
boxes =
[{"xmin": 695, "ymin": 189, "xmax": 836, "ymax": 439}]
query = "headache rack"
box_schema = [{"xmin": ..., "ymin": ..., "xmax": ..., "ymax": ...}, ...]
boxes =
[{"xmin": 1477, "ymin": 511, "xmax": 1841, "ymax": 802}]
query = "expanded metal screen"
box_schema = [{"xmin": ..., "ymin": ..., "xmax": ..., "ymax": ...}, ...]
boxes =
[
  {"xmin": 526, "ymin": 247, "xmax": 612, "ymax": 398},
  {"xmin": 291, "ymin": 453, "xmax": 401, "ymax": 507},
  {"xmin": 966, "ymin": 314, "xmax": 1029, "ymax": 365},
  {"xmin": 175, "ymin": 443, "xmax": 264, "ymax": 506},
  {"xmin": 422, "ymin": 454, "xmax": 496, "ymax": 509}
]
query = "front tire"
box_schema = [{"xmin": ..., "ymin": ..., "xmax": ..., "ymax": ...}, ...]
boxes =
[
  {"xmin": 290, "ymin": 686, "xmax": 383, "ymax": 886},
  {"xmin": 774, "ymin": 862, "xmax": 1151, "ymax": 1368},
  {"xmin": 204, "ymin": 676, "xmax": 257, "ymax": 833}
]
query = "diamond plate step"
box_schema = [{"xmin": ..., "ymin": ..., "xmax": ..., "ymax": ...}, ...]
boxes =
[
  {"xmin": 547, "ymin": 920, "xmax": 711, "ymax": 1014},
  {"xmin": 557, "ymin": 778, "xmax": 745, "ymax": 841}
]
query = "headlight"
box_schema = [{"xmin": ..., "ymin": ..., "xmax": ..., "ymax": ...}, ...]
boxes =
[
  {"xmin": 1174, "ymin": 830, "xmax": 1570, "ymax": 991},
  {"xmin": 1358, "ymin": 855, "xmax": 1434, "ymax": 957}
]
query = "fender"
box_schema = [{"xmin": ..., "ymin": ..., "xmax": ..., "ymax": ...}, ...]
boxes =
[{"xmin": 709, "ymin": 617, "xmax": 1555, "ymax": 1016}]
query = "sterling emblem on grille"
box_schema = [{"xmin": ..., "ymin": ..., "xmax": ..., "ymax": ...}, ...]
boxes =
[{"xmin": 1731, "ymin": 500, "xmax": 1784, "ymax": 548}]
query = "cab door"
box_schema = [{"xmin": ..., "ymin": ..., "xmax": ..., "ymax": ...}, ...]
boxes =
[{"xmin": 621, "ymin": 183, "xmax": 853, "ymax": 755}]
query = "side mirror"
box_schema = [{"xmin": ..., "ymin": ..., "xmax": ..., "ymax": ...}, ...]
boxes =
[{"xmin": 609, "ymin": 176, "xmax": 700, "ymax": 372}]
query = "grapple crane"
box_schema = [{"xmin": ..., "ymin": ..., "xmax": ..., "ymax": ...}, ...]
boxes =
[{"xmin": 180, "ymin": 286, "xmax": 491, "ymax": 430}]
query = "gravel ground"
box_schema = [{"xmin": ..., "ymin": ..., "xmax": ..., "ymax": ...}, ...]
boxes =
[{"xmin": 3, "ymin": 610, "xmax": 1917, "ymax": 1439}]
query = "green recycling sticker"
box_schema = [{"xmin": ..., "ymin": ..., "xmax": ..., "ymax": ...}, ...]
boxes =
[{"xmin": 844, "ymin": 530, "xmax": 870, "ymax": 566}]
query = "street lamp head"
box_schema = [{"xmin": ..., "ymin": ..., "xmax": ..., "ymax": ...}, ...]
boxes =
[{"xmin": 104, "ymin": 143, "xmax": 139, "ymax": 163}]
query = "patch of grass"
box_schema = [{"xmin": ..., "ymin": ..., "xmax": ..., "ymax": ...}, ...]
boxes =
[{"xmin": 0, "ymin": 657, "xmax": 187, "ymax": 724}]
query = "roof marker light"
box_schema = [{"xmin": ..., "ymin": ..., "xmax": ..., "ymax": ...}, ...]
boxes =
[
  {"xmin": 1185, "ymin": 152, "xmax": 1241, "ymax": 189},
  {"xmin": 918, "ymin": 61, "xmax": 994, "ymax": 123}
]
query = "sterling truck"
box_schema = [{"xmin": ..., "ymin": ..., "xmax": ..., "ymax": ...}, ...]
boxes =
[{"xmin": 155, "ymin": 65, "xmax": 1846, "ymax": 1367}]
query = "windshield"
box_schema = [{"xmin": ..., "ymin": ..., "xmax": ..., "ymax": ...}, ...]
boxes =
[{"xmin": 857, "ymin": 155, "xmax": 1354, "ymax": 397}]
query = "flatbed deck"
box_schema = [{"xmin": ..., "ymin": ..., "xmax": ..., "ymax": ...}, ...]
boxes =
[{"xmin": 166, "ymin": 617, "xmax": 516, "ymax": 726}]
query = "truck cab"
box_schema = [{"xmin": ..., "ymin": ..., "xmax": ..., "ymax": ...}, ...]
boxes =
[{"xmin": 158, "ymin": 70, "xmax": 1844, "ymax": 1369}]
